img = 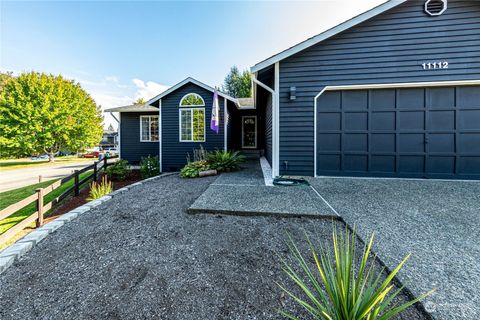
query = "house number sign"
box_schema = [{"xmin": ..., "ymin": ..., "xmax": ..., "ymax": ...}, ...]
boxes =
[{"xmin": 422, "ymin": 61, "xmax": 449, "ymax": 70}]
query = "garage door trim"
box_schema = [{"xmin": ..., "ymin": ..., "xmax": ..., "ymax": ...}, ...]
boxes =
[{"xmin": 313, "ymin": 80, "xmax": 480, "ymax": 177}]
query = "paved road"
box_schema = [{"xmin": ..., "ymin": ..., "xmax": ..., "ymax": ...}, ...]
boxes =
[
  {"xmin": 309, "ymin": 177, "xmax": 480, "ymax": 320},
  {"xmin": 0, "ymin": 161, "xmax": 95, "ymax": 192}
]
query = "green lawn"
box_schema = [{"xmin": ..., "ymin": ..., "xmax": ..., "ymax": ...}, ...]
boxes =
[
  {"xmin": 0, "ymin": 171, "xmax": 93, "ymax": 235},
  {"xmin": 0, "ymin": 156, "xmax": 93, "ymax": 171}
]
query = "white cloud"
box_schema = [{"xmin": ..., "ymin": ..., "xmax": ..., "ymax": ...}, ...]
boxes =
[
  {"xmin": 132, "ymin": 78, "xmax": 169, "ymax": 101},
  {"xmin": 105, "ymin": 75, "xmax": 119, "ymax": 83}
]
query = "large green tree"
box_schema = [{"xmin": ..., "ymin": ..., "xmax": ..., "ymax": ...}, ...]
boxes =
[
  {"xmin": 0, "ymin": 72, "xmax": 103, "ymax": 161},
  {"xmin": 222, "ymin": 66, "xmax": 252, "ymax": 98}
]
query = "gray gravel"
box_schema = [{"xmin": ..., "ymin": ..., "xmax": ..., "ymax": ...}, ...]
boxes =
[
  {"xmin": 0, "ymin": 175, "xmax": 427, "ymax": 319},
  {"xmin": 309, "ymin": 177, "xmax": 480, "ymax": 320}
]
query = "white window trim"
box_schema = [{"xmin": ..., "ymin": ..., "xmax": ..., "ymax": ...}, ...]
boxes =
[
  {"xmin": 179, "ymin": 108, "xmax": 206, "ymax": 143},
  {"xmin": 179, "ymin": 93, "xmax": 205, "ymax": 107},
  {"xmin": 313, "ymin": 79, "xmax": 480, "ymax": 177},
  {"xmin": 140, "ymin": 115, "xmax": 159, "ymax": 142},
  {"xmin": 242, "ymin": 115, "xmax": 257, "ymax": 149}
]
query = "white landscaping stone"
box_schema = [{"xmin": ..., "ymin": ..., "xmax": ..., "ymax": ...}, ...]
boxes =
[
  {"xmin": 18, "ymin": 230, "xmax": 50, "ymax": 245},
  {"xmin": 0, "ymin": 256, "xmax": 15, "ymax": 275},
  {"xmin": 0, "ymin": 241, "xmax": 33, "ymax": 260},
  {"xmin": 98, "ymin": 195, "xmax": 112, "ymax": 202},
  {"xmin": 56, "ymin": 211, "xmax": 79, "ymax": 222},
  {"xmin": 37, "ymin": 220, "xmax": 65, "ymax": 234},
  {"xmin": 129, "ymin": 182, "xmax": 143, "ymax": 187}
]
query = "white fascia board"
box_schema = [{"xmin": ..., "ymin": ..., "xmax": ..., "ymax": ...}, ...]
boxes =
[
  {"xmin": 147, "ymin": 77, "xmax": 238, "ymax": 106},
  {"xmin": 251, "ymin": 0, "xmax": 407, "ymax": 73}
]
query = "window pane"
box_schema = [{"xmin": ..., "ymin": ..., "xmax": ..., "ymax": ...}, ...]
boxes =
[
  {"xmin": 180, "ymin": 110, "xmax": 192, "ymax": 141},
  {"xmin": 141, "ymin": 117, "xmax": 150, "ymax": 141},
  {"xmin": 192, "ymin": 109, "xmax": 205, "ymax": 141},
  {"xmin": 150, "ymin": 117, "xmax": 159, "ymax": 141},
  {"xmin": 180, "ymin": 93, "xmax": 205, "ymax": 106}
]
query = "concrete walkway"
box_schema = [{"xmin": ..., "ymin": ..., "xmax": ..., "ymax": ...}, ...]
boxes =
[
  {"xmin": 309, "ymin": 177, "xmax": 480, "ymax": 320},
  {"xmin": 189, "ymin": 161, "xmax": 336, "ymax": 218}
]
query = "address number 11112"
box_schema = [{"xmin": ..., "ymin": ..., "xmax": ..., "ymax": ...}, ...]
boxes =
[{"xmin": 422, "ymin": 62, "xmax": 449, "ymax": 70}]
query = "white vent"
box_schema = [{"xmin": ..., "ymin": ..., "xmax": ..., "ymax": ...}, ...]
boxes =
[{"xmin": 425, "ymin": 0, "xmax": 447, "ymax": 16}]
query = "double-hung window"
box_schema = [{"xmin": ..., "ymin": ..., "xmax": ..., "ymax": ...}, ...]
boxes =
[
  {"xmin": 179, "ymin": 93, "xmax": 205, "ymax": 142},
  {"xmin": 140, "ymin": 115, "xmax": 159, "ymax": 142}
]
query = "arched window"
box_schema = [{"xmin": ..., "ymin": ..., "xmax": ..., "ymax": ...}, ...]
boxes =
[
  {"xmin": 179, "ymin": 93, "xmax": 205, "ymax": 107},
  {"xmin": 179, "ymin": 93, "xmax": 205, "ymax": 142}
]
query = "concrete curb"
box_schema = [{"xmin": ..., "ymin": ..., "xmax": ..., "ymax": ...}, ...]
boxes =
[{"xmin": 0, "ymin": 172, "xmax": 176, "ymax": 275}]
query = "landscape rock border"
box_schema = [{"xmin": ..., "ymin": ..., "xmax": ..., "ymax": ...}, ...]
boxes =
[{"xmin": 0, "ymin": 172, "xmax": 176, "ymax": 275}]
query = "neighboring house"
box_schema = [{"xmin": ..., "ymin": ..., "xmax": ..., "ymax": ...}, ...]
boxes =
[
  {"xmin": 99, "ymin": 125, "xmax": 118, "ymax": 149},
  {"xmin": 108, "ymin": 0, "xmax": 480, "ymax": 179}
]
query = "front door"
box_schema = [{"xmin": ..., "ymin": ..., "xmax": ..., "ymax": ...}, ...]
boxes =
[{"xmin": 242, "ymin": 116, "xmax": 257, "ymax": 149}]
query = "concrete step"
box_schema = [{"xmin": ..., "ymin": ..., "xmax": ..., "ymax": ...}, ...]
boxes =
[{"xmin": 241, "ymin": 149, "xmax": 262, "ymax": 159}]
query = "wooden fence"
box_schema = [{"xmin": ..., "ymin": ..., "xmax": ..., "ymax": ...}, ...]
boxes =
[{"xmin": 0, "ymin": 157, "xmax": 114, "ymax": 245}]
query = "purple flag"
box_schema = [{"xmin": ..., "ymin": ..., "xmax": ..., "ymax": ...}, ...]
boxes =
[{"xmin": 210, "ymin": 91, "xmax": 220, "ymax": 133}]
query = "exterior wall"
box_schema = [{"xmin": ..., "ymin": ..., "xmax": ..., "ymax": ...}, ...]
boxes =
[
  {"xmin": 161, "ymin": 82, "xmax": 225, "ymax": 171},
  {"xmin": 264, "ymin": 94, "xmax": 273, "ymax": 165},
  {"xmin": 278, "ymin": 0, "xmax": 480, "ymax": 175},
  {"xmin": 120, "ymin": 112, "xmax": 159, "ymax": 164}
]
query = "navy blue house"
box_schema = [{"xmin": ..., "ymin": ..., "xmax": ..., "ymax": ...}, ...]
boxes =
[{"xmin": 109, "ymin": 0, "xmax": 480, "ymax": 180}]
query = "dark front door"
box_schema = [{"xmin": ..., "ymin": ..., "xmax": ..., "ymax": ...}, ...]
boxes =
[
  {"xmin": 242, "ymin": 116, "xmax": 257, "ymax": 149},
  {"xmin": 316, "ymin": 85, "xmax": 480, "ymax": 179}
]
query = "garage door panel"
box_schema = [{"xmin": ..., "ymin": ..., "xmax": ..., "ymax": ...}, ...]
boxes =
[
  {"xmin": 399, "ymin": 156, "xmax": 425, "ymax": 173},
  {"xmin": 318, "ymin": 154, "xmax": 341, "ymax": 171},
  {"xmin": 371, "ymin": 112, "xmax": 395, "ymax": 130},
  {"xmin": 344, "ymin": 113, "xmax": 367, "ymax": 130},
  {"xmin": 344, "ymin": 155, "xmax": 367, "ymax": 172},
  {"xmin": 318, "ymin": 113, "xmax": 341, "ymax": 130},
  {"xmin": 428, "ymin": 87, "xmax": 455, "ymax": 109},
  {"xmin": 318, "ymin": 134, "xmax": 341, "ymax": 151},
  {"xmin": 318, "ymin": 92, "xmax": 341, "ymax": 110},
  {"xmin": 428, "ymin": 156, "xmax": 455, "ymax": 174},
  {"xmin": 342, "ymin": 91, "xmax": 367, "ymax": 110},
  {"xmin": 371, "ymin": 155, "xmax": 395, "ymax": 172},
  {"xmin": 457, "ymin": 86, "xmax": 480, "ymax": 108},
  {"xmin": 429, "ymin": 134, "xmax": 455, "ymax": 153},
  {"xmin": 371, "ymin": 134, "xmax": 395, "ymax": 153},
  {"xmin": 317, "ymin": 85, "xmax": 480, "ymax": 179},
  {"xmin": 429, "ymin": 111, "xmax": 455, "ymax": 130},
  {"xmin": 459, "ymin": 110, "xmax": 480, "ymax": 130},
  {"xmin": 459, "ymin": 157, "xmax": 480, "ymax": 174},
  {"xmin": 370, "ymin": 89, "xmax": 396, "ymax": 110},
  {"xmin": 344, "ymin": 134, "xmax": 367, "ymax": 152},
  {"xmin": 459, "ymin": 133, "xmax": 480, "ymax": 153},
  {"xmin": 399, "ymin": 111, "xmax": 425, "ymax": 130},
  {"xmin": 399, "ymin": 134, "xmax": 424, "ymax": 152},
  {"xmin": 397, "ymin": 88, "xmax": 425, "ymax": 109}
]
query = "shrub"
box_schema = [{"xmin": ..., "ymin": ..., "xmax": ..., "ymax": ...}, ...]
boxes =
[
  {"xmin": 140, "ymin": 155, "xmax": 160, "ymax": 179},
  {"xmin": 87, "ymin": 176, "xmax": 113, "ymax": 201},
  {"xmin": 179, "ymin": 160, "xmax": 209, "ymax": 178},
  {"xmin": 277, "ymin": 227, "xmax": 434, "ymax": 320},
  {"xmin": 208, "ymin": 150, "xmax": 245, "ymax": 172},
  {"xmin": 105, "ymin": 159, "xmax": 131, "ymax": 181}
]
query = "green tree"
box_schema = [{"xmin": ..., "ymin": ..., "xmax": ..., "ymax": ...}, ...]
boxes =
[
  {"xmin": 0, "ymin": 72, "xmax": 103, "ymax": 161},
  {"xmin": 134, "ymin": 97, "xmax": 146, "ymax": 104},
  {"xmin": 0, "ymin": 72, "xmax": 13, "ymax": 90},
  {"xmin": 222, "ymin": 66, "xmax": 252, "ymax": 98}
]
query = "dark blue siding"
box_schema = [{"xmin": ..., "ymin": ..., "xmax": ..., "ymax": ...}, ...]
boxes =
[
  {"xmin": 120, "ymin": 112, "xmax": 159, "ymax": 164},
  {"xmin": 278, "ymin": 0, "xmax": 480, "ymax": 175},
  {"xmin": 264, "ymin": 95, "xmax": 273, "ymax": 165},
  {"xmin": 161, "ymin": 82, "xmax": 225, "ymax": 172}
]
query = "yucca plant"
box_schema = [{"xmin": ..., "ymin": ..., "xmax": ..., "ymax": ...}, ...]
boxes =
[
  {"xmin": 87, "ymin": 176, "xmax": 113, "ymax": 201},
  {"xmin": 277, "ymin": 227, "xmax": 434, "ymax": 320},
  {"xmin": 208, "ymin": 150, "xmax": 245, "ymax": 172}
]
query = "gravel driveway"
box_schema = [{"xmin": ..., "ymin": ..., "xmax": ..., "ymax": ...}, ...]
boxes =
[{"xmin": 0, "ymin": 175, "xmax": 426, "ymax": 319}]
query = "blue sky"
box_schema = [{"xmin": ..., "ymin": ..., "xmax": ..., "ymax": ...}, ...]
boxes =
[{"xmin": 1, "ymin": 0, "xmax": 385, "ymax": 128}]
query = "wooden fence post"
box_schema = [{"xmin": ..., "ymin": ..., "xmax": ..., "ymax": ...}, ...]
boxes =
[
  {"xmin": 74, "ymin": 170, "xmax": 79, "ymax": 196},
  {"xmin": 36, "ymin": 188, "xmax": 44, "ymax": 227},
  {"xmin": 103, "ymin": 156, "xmax": 108, "ymax": 170},
  {"xmin": 93, "ymin": 161, "xmax": 98, "ymax": 182},
  {"xmin": 38, "ymin": 175, "xmax": 43, "ymax": 183}
]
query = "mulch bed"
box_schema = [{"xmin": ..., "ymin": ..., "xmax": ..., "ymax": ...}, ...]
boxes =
[{"xmin": 43, "ymin": 170, "xmax": 144, "ymax": 224}]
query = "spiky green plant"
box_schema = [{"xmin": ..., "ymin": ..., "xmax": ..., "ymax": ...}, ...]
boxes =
[
  {"xmin": 277, "ymin": 227, "xmax": 434, "ymax": 320},
  {"xmin": 87, "ymin": 176, "xmax": 113, "ymax": 201},
  {"xmin": 207, "ymin": 150, "xmax": 245, "ymax": 172}
]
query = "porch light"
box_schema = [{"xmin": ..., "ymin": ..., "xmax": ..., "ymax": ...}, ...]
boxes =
[{"xmin": 290, "ymin": 86, "xmax": 296, "ymax": 100}]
